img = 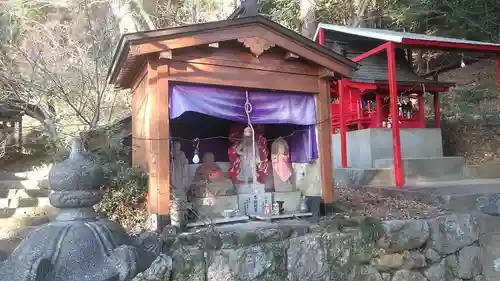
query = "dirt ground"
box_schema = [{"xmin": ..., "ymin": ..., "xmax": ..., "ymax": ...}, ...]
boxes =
[{"xmin": 335, "ymin": 184, "xmax": 447, "ymax": 220}]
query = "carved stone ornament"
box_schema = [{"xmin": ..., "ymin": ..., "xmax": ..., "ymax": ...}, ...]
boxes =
[
  {"xmin": 0, "ymin": 138, "xmax": 157, "ymax": 281},
  {"xmin": 237, "ymin": 37, "xmax": 276, "ymax": 57}
]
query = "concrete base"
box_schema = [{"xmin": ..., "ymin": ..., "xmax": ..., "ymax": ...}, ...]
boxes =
[
  {"xmin": 333, "ymin": 128, "xmax": 444, "ymax": 169},
  {"xmin": 334, "ymin": 168, "xmax": 394, "ymax": 186},
  {"xmin": 249, "ymin": 212, "xmax": 312, "ymax": 221},
  {"xmin": 191, "ymin": 191, "xmax": 302, "ymax": 219},
  {"xmin": 465, "ymin": 164, "xmax": 500, "ymax": 179},
  {"xmin": 192, "ymin": 196, "xmax": 239, "ymax": 219},
  {"xmin": 186, "ymin": 215, "xmax": 250, "ymax": 228},
  {"xmin": 374, "ymin": 157, "xmax": 465, "ymax": 183}
]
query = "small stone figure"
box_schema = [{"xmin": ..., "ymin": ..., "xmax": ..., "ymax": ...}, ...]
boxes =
[
  {"xmin": 172, "ymin": 141, "xmax": 189, "ymax": 192},
  {"xmin": 0, "ymin": 138, "xmax": 156, "ymax": 281},
  {"xmin": 271, "ymin": 137, "xmax": 294, "ymax": 192},
  {"xmin": 190, "ymin": 152, "xmax": 234, "ymax": 197}
]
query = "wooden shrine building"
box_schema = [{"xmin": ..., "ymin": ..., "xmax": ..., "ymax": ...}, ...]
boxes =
[{"xmin": 107, "ymin": 15, "xmax": 357, "ymax": 216}]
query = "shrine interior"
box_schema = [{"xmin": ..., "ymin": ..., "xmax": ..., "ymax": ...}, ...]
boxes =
[{"xmin": 170, "ymin": 111, "xmax": 312, "ymax": 165}]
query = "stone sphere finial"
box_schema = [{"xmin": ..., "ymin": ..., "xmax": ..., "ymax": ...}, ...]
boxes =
[{"xmin": 48, "ymin": 137, "xmax": 105, "ymax": 215}]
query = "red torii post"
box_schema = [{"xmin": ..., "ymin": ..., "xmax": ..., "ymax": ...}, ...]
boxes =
[{"xmin": 342, "ymin": 40, "xmax": 405, "ymax": 188}]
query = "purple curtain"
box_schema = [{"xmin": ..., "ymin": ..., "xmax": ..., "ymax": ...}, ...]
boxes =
[
  {"xmin": 170, "ymin": 84, "xmax": 319, "ymax": 163},
  {"xmin": 170, "ymin": 84, "xmax": 316, "ymax": 125}
]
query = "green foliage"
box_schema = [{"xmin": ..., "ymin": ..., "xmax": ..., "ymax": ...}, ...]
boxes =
[
  {"xmin": 260, "ymin": 0, "xmax": 300, "ymax": 32},
  {"xmin": 98, "ymin": 165, "xmax": 148, "ymax": 214},
  {"xmin": 88, "ymin": 126, "xmax": 149, "ymax": 232}
]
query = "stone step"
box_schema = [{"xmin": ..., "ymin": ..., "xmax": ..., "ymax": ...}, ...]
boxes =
[
  {"xmin": 373, "ymin": 157, "xmax": 465, "ymax": 183},
  {"xmin": 334, "ymin": 168, "xmax": 394, "ymax": 186},
  {"xmin": 0, "ymin": 217, "xmax": 50, "ymax": 240},
  {"xmin": 0, "ymin": 206, "xmax": 56, "ymax": 219},
  {"xmin": 0, "ymin": 188, "xmax": 50, "ymax": 199},
  {"xmin": 0, "ymin": 197, "xmax": 51, "ymax": 209},
  {"xmin": 0, "ymin": 179, "xmax": 48, "ymax": 191},
  {"xmin": 465, "ymin": 164, "xmax": 500, "ymax": 179}
]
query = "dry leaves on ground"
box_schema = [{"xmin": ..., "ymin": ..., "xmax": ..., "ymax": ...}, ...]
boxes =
[{"xmin": 335, "ymin": 185, "xmax": 447, "ymax": 220}]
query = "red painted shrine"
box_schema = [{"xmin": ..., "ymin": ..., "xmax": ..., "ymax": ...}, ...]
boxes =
[{"xmin": 314, "ymin": 24, "xmax": 500, "ymax": 187}]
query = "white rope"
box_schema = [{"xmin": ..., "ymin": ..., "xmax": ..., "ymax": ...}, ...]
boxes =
[{"xmin": 244, "ymin": 90, "xmax": 258, "ymax": 190}]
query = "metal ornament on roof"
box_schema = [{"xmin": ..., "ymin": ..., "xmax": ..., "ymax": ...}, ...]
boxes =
[{"xmin": 0, "ymin": 137, "xmax": 156, "ymax": 281}]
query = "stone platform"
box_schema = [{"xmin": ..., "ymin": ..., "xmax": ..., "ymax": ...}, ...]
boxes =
[
  {"xmin": 164, "ymin": 213, "xmax": 485, "ymax": 281},
  {"xmin": 360, "ymin": 178, "xmax": 500, "ymax": 213}
]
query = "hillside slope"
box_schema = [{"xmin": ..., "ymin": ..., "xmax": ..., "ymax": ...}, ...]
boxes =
[{"xmin": 437, "ymin": 60, "xmax": 500, "ymax": 164}]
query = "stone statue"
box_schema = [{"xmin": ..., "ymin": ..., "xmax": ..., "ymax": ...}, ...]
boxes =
[
  {"xmin": 172, "ymin": 141, "xmax": 189, "ymax": 191},
  {"xmin": 171, "ymin": 141, "xmax": 189, "ymax": 228},
  {"xmin": 190, "ymin": 152, "xmax": 234, "ymax": 197},
  {"xmin": 228, "ymin": 124, "xmax": 269, "ymax": 186},
  {"xmin": 271, "ymin": 137, "xmax": 294, "ymax": 192},
  {"xmin": 236, "ymin": 127, "xmax": 261, "ymax": 184},
  {"xmin": 0, "ymin": 138, "xmax": 156, "ymax": 281}
]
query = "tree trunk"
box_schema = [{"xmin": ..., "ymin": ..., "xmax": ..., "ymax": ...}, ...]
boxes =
[{"xmin": 299, "ymin": 0, "xmax": 316, "ymax": 39}]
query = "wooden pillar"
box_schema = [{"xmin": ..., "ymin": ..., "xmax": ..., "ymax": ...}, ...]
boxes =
[
  {"xmin": 434, "ymin": 93, "xmax": 441, "ymax": 128},
  {"xmin": 317, "ymin": 77, "xmax": 334, "ymax": 203},
  {"xmin": 318, "ymin": 28, "xmax": 325, "ymax": 46},
  {"xmin": 338, "ymin": 80, "xmax": 347, "ymax": 168},
  {"xmin": 356, "ymin": 90, "xmax": 362, "ymax": 130},
  {"xmin": 387, "ymin": 42, "xmax": 404, "ymax": 188},
  {"xmin": 146, "ymin": 57, "xmax": 170, "ymax": 216},
  {"xmin": 375, "ymin": 93, "xmax": 381, "ymax": 127},
  {"xmin": 418, "ymin": 94, "xmax": 425, "ymax": 128}
]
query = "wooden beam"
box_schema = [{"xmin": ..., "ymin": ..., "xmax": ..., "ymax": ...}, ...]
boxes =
[
  {"xmin": 317, "ymin": 77, "xmax": 334, "ymax": 203},
  {"xmin": 352, "ymin": 42, "xmax": 390, "ymax": 62},
  {"xmin": 284, "ymin": 51, "xmax": 299, "ymax": 60},
  {"xmin": 318, "ymin": 68, "xmax": 336, "ymax": 79},
  {"xmin": 146, "ymin": 58, "xmax": 171, "ymax": 216},
  {"xmin": 159, "ymin": 50, "xmax": 172, "ymax": 59},
  {"xmin": 166, "ymin": 60, "xmax": 318, "ymax": 93},
  {"xmin": 130, "ymin": 25, "xmax": 259, "ymax": 55},
  {"xmin": 171, "ymin": 53, "xmax": 318, "ymax": 76},
  {"xmin": 130, "ymin": 25, "xmax": 353, "ymax": 77}
]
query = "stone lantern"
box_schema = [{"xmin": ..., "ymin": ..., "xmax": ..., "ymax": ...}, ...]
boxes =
[{"xmin": 0, "ymin": 138, "xmax": 156, "ymax": 281}]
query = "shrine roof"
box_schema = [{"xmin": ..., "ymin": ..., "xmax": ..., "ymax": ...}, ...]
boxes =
[
  {"xmin": 313, "ymin": 24, "xmax": 500, "ymax": 53},
  {"xmin": 107, "ymin": 15, "xmax": 358, "ymax": 88},
  {"xmin": 322, "ymin": 38, "xmax": 454, "ymax": 87}
]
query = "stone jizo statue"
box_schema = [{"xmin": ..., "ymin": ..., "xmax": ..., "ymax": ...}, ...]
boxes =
[
  {"xmin": 171, "ymin": 141, "xmax": 189, "ymax": 228},
  {"xmin": 190, "ymin": 152, "xmax": 234, "ymax": 197},
  {"xmin": 271, "ymin": 137, "xmax": 294, "ymax": 192}
]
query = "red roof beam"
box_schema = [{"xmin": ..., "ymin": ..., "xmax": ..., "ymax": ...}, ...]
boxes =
[
  {"xmin": 401, "ymin": 38, "xmax": 500, "ymax": 53},
  {"xmin": 351, "ymin": 42, "xmax": 391, "ymax": 62}
]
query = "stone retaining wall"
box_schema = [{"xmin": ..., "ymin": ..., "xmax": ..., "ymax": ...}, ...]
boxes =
[{"xmin": 159, "ymin": 213, "xmax": 485, "ymax": 281}]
